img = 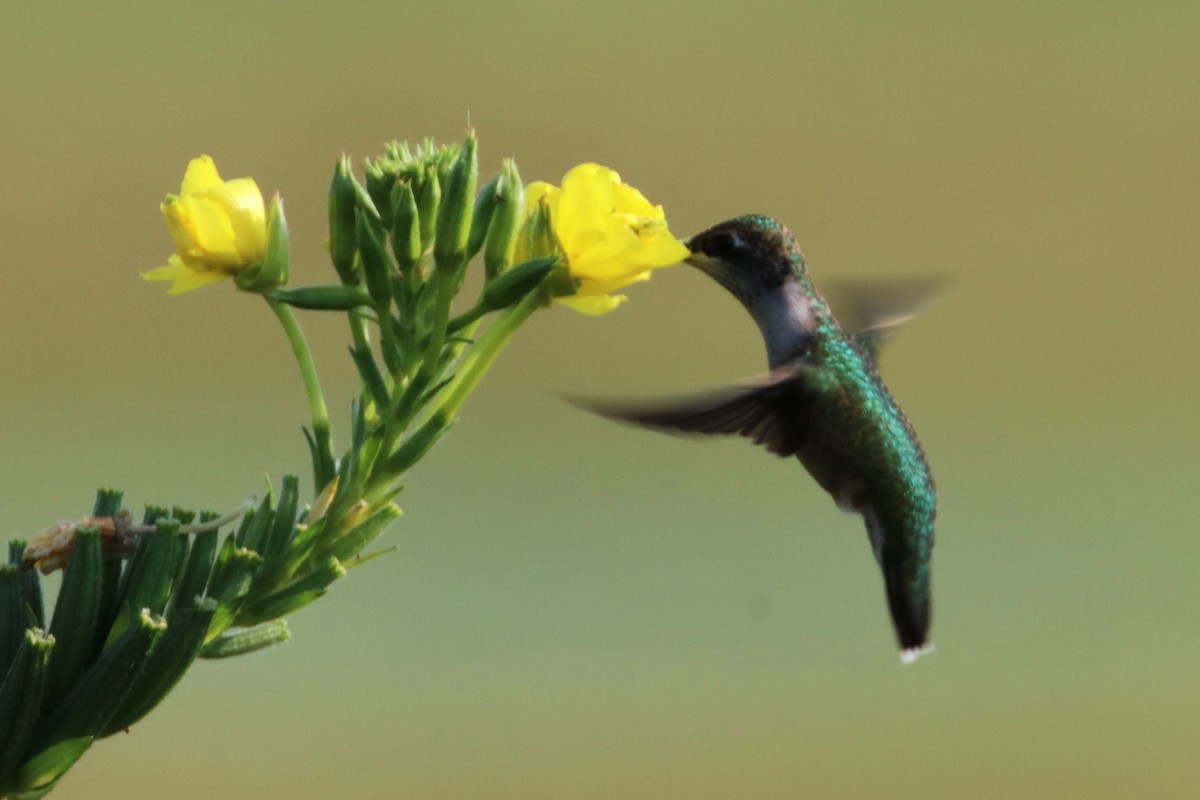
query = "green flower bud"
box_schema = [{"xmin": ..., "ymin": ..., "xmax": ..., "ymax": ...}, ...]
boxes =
[
  {"xmin": 356, "ymin": 210, "xmax": 395, "ymax": 309},
  {"xmin": 481, "ymin": 255, "xmax": 558, "ymax": 311},
  {"xmin": 328, "ymin": 156, "xmax": 359, "ymax": 282},
  {"xmin": 199, "ymin": 619, "xmax": 291, "ymax": 659},
  {"xmin": 270, "ymin": 286, "xmax": 374, "ymax": 311},
  {"xmin": 390, "ymin": 180, "xmax": 421, "ymax": 275},
  {"xmin": 484, "ymin": 160, "xmax": 524, "ymax": 280},
  {"xmin": 235, "ymin": 194, "xmax": 290, "ymax": 292},
  {"xmin": 433, "ymin": 131, "xmax": 478, "ymax": 273},
  {"xmin": 413, "ymin": 167, "xmax": 440, "ymax": 252},
  {"xmin": 364, "ymin": 161, "xmax": 395, "ymax": 227},
  {"xmin": 466, "ymin": 171, "xmax": 502, "ymax": 261}
]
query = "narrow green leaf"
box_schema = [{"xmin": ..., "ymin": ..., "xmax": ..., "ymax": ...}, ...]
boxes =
[
  {"xmin": 43, "ymin": 528, "xmax": 103, "ymax": 707},
  {"xmin": 8, "ymin": 736, "xmax": 92, "ymax": 797},
  {"xmin": 349, "ymin": 345, "xmax": 390, "ymax": 408},
  {"xmin": 0, "ymin": 629, "xmax": 54, "ymax": 792},
  {"xmin": 116, "ymin": 520, "xmax": 187, "ymax": 625},
  {"xmin": 33, "ymin": 610, "xmax": 165, "ymax": 752},
  {"xmin": 327, "ymin": 504, "xmax": 402, "ymax": 564},
  {"xmin": 173, "ymin": 528, "xmax": 218, "ymax": 610},
  {"xmin": 0, "ymin": 566, "xmax": 28, "ymax": 679},
  {"xmin": 91, "ymin": 489, "xmax": 123, "ymax": 518},
  {"xmin": 235, "ymin": 496, "xmax": 274, "ymax": 552},
  {"xmin": 238, "ymin": 558, "xmax": 346, "ymax": 623},
  {"xmin": 256, "ymin": 475, "xmax": 300, "ymax": 588},
  {"xmin": 207, "ymin": 535, "xmax": 262, "ymax": 607},
  {"xmin": 102, "ymin": 603, "xmax": 216, "ymax": 735}
]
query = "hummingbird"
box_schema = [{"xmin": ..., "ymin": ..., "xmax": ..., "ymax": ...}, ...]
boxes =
[{"xmin": 588, "ymin": 215, "xmax": 937, "ymax": 663}]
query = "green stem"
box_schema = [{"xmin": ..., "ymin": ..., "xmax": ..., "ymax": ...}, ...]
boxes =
[
  {"xmin": 418, "ymin": 272, "xmax": 453, "ymax": 382},
  {"xmin": 369, "ymin": 288, "xmax": 542, "ymax": 496},
  {"xmin": 268, "ymin": 297, "xmax": 336, "ymax": 487},
  {"xmin": 437, "ymin": 289, "xmax": 540, "ymax": 419}
]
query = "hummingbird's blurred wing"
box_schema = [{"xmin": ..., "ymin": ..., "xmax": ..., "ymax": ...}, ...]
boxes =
[
  {"xmin": 576, "ymin": 363, "xmax": 829, "ymax": 458},
  {"xmin": 824, "ymin": 277, "xmax": 943, "ymax": 361}
]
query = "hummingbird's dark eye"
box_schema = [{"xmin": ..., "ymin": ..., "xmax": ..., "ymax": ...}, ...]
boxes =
[{"xmin": 706, "ymin": 231, "xmax": 746, "ymax": 259}]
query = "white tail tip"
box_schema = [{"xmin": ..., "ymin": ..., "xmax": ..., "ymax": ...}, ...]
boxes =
[{"xmin": 900, "ymin": 642, "xmax": 935, "ymax": 665}]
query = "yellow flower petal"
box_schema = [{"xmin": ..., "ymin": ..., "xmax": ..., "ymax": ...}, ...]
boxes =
[
  {"xmin": 146, "ymin": 156, "xmax": 267, "ymax": 294},
  {"xmin": 180, "ymin": 155, "xmax": 223, "ymax": 195},
  {"xmin": 525, "ymin": 163, "xmax": 686, "ymax": 315},
  {"xmin": 556, "ymin": 293, "xmax": 627, "ymax": 315},
  {"xmin": 142, "ymin": 255, "xmax": 232, "ymax": 294}
]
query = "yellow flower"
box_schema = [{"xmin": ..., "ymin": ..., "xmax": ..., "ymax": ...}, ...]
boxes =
[
  {"xmin": 142, "ymin": 155, "xmax": 268, "ymax": 294},
  {"xmin": 524, "ymin": 163, "xmax": 688, "ymax": 315}
]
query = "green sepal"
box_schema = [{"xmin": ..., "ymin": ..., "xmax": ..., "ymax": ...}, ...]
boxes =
[
  {"xmin": 482, "ymin": 256, "xmax": 558, "ymax": 311},
  {"xmin": 43, "ymin": 527, "xmax": 103, "ymax": 708},
  {"xmin": 7, "ymin": 735, "xmax": 91, "ymax": 798},
  {"xmin": 198, "ymin": 619, "xmax": 290, "ymax": 659},
  {"xmin": 391, "ymin": 180, "xmax": 422, "ymax": 275},
  {"xmin": 235, "ymin": 194, "xmax": 290, "ymax": 292},
  {"xmin": 0, "ymin": 628, "xmax": 54, "ymax": 793},
  {"xmin": 433, "ymin": 131, "xmax": 478, "ymax": 273},
  {"xmin": 269, "ymin": 285, "xmax": 374, "ymax": 311},
  {"xmin": 101, "ymin": 603, "xmax": 216, "ymax": 735},
  {"xmin": 32, "ymin": 610, "xmax": 165, "ymax": 752},
  {"xmin": 484, "ymin": 160, "xmax": 524, "ymax": 279},
  {"xmin": 328, "ymin": 156, "xmax": 360, "ymax": 282},
  {"xmin": 466, "ymin": 171, "xmax": 501, "ymax": 261},
  {"xmin": 357, "ymin": 210, "xmax": 396, "ymax": 310},
  {"xmin": 414, "ymin": 166, "xmax": 440, "ymax": 252},
  {"xmin": 327, "ymin": 503, "xmax": 403, "ymax": 564},
  {"xmin": 238, "ymin": 558, "xmax": 346, "ymax": 622},
  {"xmin": 516, "ymin": 194, "xmax": 558, "ymax": 262}
]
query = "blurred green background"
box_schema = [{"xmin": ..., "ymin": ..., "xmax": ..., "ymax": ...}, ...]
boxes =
[{"xmin": 2, "ymin": 2, "xmax": 1198, "ymax": 798}]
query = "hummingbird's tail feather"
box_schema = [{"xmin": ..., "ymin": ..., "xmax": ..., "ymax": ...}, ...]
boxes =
[{"xmin": 880, "ymin": 550, "xmax": 933, "ymax": 663}]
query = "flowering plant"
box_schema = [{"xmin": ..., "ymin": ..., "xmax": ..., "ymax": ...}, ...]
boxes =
[{"xmin": 0, "ymin": 132, "xmax": 685, "ymax": 798}]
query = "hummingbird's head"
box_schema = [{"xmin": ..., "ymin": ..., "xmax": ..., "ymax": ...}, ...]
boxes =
[
  {"xmin": 683, "ymin": 215, "xmax": 805, "ymax": 307},
  {"xmin": 684, "ymin": 215, "xmax": 817, "ymax": 366}
]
